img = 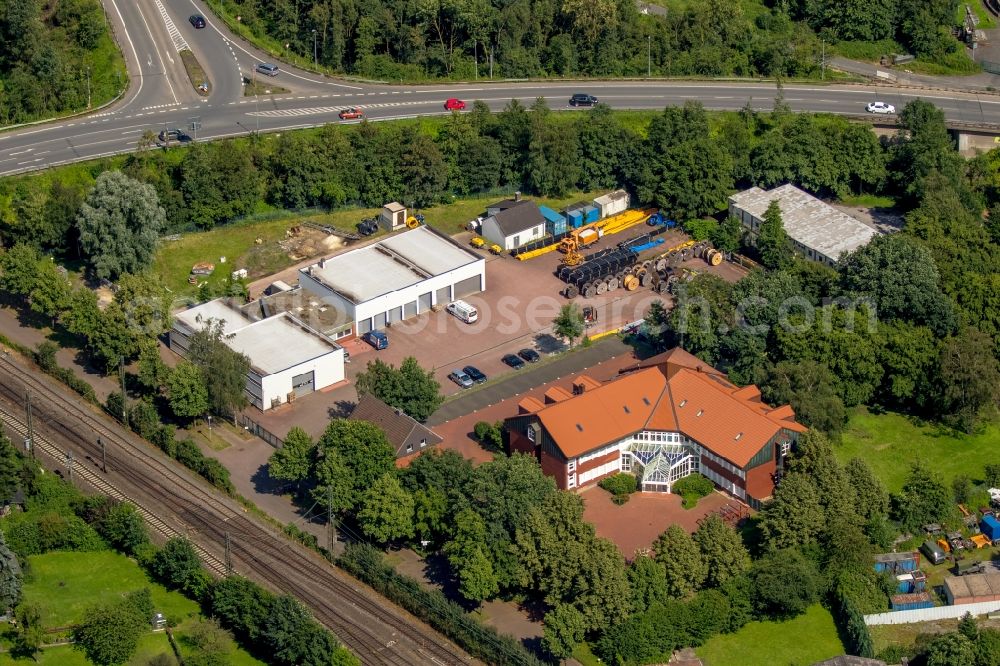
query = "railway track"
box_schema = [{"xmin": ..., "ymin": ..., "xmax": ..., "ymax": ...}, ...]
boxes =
[{"xmin": 0, "ymin": 352, "xmax": 475, "ymax": 666}]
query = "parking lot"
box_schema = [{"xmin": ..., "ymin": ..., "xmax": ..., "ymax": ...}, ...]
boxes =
[{"xmin": 242, "ymin": 223, "xmax": 748, "ymax": 437}]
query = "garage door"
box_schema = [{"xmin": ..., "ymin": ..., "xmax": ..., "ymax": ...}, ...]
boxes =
[
  {"xmin": 387, "ymin": 306, "xmax": 402, "ymax": 323},
  {"xmin": 357, "ymin": 318, "xmax": 372, "ymax": 335},
  {"xmin": 373, "ymin": 312, "xmax": 387, "ymax": 330},
  {"xmin": 292, "ymin": 371, "xmax": 315, "ymax": 397},
  {"xmin": 453, "ymin": 275, "xmax": 482, "ymax": 298},
  {"xmin": 417, "ymin": 292, "xmax": 432, "ymax": 312},
  {"xmin": 435, "ymin": 286, "xmax": 450, "ymax": 306},
  {"xmin": 403, "ymin": 300, "xmax": 418, "ymax": 318}
]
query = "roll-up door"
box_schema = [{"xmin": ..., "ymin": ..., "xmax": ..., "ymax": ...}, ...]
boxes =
[
  {"xmin": 453, "ymin": 275, "xmax": 482, "ymax": 298},
  {"xmin": 387, "ymin": 306, "xmax": 402, "ymax": 323},
  {"xmin": 357, "ymin": 319, "xmax": 372, "ymax": 335},
  {"xmin": 403, "ymin": 300, "xmax": 418, "ymax": 318},
  {"xmin": 417, "ymin": 292, "xmax": 432, "ymax": 312},
  {"xmin": 373, "ymin": 312, "xmax": 387, "ymax": 330},
  {"xmin": 292, "ymin": 371, "xmax": 315, "ymax": 397},
  {"xmin": 435, "ymin": 286, "xmax": 451, "ymax": 305}
]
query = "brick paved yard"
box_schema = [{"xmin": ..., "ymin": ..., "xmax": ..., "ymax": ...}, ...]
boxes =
[{"xmin": 581, "ymin": 486, "xmax": 736, "ymax": 559}]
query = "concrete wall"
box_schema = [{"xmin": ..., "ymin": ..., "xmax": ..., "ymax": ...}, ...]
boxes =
[{"xmin": 865, "ymin": 600, "xmax": 1000, "ymax": 625}]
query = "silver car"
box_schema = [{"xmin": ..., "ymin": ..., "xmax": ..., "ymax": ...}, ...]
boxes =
[{"xmin": 448, "ymin": 369, "xmax": 473, "ymax": 389}]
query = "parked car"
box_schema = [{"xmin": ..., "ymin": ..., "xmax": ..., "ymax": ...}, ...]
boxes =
[
  {"xmin": 444, "ymin": 98, "xmax": 466, "ymax": 110},
  {"xmin": 189, "ymin": 14, "xmax": 206, "ymax": 28},
  {"xmin": 502, "ymin": 353, "xmax": 525, "ymax": 369},
  {"xmin": 448, "ymin": 368, "xmax": 474, "ymax": 388},
  {"xmin": 569, "ymin": 93, "xmax": 598, "ymax": 107},
  {"xmin": 463, "ymin": 365, "xmax": 487, "ymax": 384},
  {"xmin": 866, "ymin": 101, "xmax": 895, "ymax": 114},
  {"xmin": 157, "ymin": 128, "xmax": 192, "ymax": 144},
  {"xmin": 518, "ymin": 348, "xmax": 540, "ymax": 363},
  {"xmin": 256, "ymin": 63, "xmax": 279, "ymax": 77},
  {"xmin": 339, "ymin": 107, "xmax": 364, "ymax": 120},
  {"xmin": 362, "ymin": 330, "xmax": 388, "ymax": 350}
]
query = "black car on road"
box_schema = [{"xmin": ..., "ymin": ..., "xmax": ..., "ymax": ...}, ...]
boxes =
[
  {"xmin": 569, "ymin": 93, "xmax": 598, "ymax": 107},
  {"xmin": 189, "ymin": 14, "xmax": 206, "ymax": 28},
  {"xmin": 463, "ymin": 366, "xmax": 487, "ymax": 384},
  {"xmin": 501, "ymin": 354, "xmax": 525, "ymax": 369},
  {"xmin": 518, "ymin": 348, "xmax": 540, "ymax": 363},
  {"xmin": 157, "ymin": 128, "xmax": 192, "ymax": 145}
]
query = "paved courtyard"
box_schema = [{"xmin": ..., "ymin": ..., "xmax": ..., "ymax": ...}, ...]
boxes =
[{"xmin": 581, "ymin": 486, "xmax": 737, "ymax": 559}]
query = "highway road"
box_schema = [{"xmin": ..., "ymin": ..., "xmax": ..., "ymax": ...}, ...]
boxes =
[
  {"xmin": 3, "ymin": 0, "xmax": 1000, "ymax": 176},
  {"xmin": 0, "ymin": 0, "xmax": 1000, "ymax": 175}
]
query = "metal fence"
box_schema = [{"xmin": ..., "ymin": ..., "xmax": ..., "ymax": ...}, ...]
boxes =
[
  {"xmin": 865, "ymin": 599, "xmax": 1000, "ymax": 625},
  {"xmin": 238, "ymin": 414, "xmax": 284, "ymax": 449}
]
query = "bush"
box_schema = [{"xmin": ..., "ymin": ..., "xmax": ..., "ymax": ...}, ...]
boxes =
[
  {"xmin": 599, "ymin": 473, "xmax": 638, "ymax": 504},
  {"xmin": 673, "ymin": 474, "xmax": 715, "ymax": 509},
  {"xmin": 472, "ymin": 421, "xmax": 503, "ymax": 451},
  {"xmin": 4, "ymin": 513, "xmax": 105, "ymax": 557}
]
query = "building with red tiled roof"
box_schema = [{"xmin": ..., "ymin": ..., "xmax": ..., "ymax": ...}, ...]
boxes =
[{"xmin": 505, "ymin": 348, "xmax": 805, "ymax": 508}]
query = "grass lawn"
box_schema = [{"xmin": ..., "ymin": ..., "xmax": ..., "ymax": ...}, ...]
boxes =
[
  {"xmin": 571, "ymin": 642, "xmax": 603, "ymax": 666},
  {"xmin": 834, "ymin": 408, "xmax": 1000, "ymax": 494},
  {"xmin": 153, "ymin": 190, "xmax": 608, "ymax": 296},
  {"xmin": 696, "ymin": 605, "xmax": 844, "ymax": 666},
  {"xmin": 956, "ymin": 1, "xmax": 996, "ymax": 29},
  {"xmin": 21, "ymin": 551, "xmax": 199, "ymax": 628},
  {"xmin": 0, "ymin": 631, "xmax": 174, "ymax": 666}
]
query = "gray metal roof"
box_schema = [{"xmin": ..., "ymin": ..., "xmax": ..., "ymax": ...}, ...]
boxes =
[
  {"xmin": 730, "ymin": 184, "xmax": 880, "ymax": 261},
  {"xmin": 303, "ymin": 226, "xmax": 481, "ymax": 304},
  {"xmin": 225, "ymin": 313, "xmax": 340, "ymax": 375}
]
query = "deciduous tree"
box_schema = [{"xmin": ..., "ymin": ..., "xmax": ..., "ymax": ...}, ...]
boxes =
[
  {"xmin": 77, "ymin": 171, "xmax": 166, "ymax": 280},
  {"xmin": 937, "ymin": 327, "xmax": 1000, "ymax": 433},
  {"xmin": 186, "ymin": 319, "xmax": 251, "ymax": 416},
  {"xmin": 653, "ymin": 525, "xmax": 706, "ymax": 598},
  {"xmin": 166, "ymin": 362, "xmax": 209, "ymax": 421},
  {"xmin": 542, "ymin": 603, "xmax": 587, "ymax": 660},
  {"xmin": 315, "ymin": 419, "xmax": 395, "ymax": 511},
  {"xmin": 553, "ymin": 303, "xmax": 585, "ymax": 347},
  {"xmin": 693, "ymin": 515, "xmax": 749, "ymax": 588},
  {"xmin": 354, "ymin": 357, "xmax": 443, "ymax": 422},
  {"xmin": 357, "ymin": 474, "xmax": 414, "ymax": 543},
  {"xmin": 756, "ymin": 200, "xmax": 792, "ymax": 270},
  {"xmin": 267, "ymin": 427, "xmax": 315, "ymax": 486}
]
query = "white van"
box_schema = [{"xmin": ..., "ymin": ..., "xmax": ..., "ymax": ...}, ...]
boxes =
[{"xmin": 446, "ymin": 300, "xmax": 478, "ymax": 323}]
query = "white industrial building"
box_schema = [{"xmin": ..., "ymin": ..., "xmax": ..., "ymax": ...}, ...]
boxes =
[
  {"xmin": 170, "ymin": 299, "xmax": 345, "ymax": 411},
  {"xmin": 728, "ymin": 184, "xmax": 880, "ymax": 265},
  {"xmin": 299, "ymin": 225, "xmax": 486, "ymax": 335}
]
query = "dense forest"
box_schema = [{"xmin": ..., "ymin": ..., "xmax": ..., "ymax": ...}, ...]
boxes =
[
  {"xmin": 0, "ymin": 0, "xmax": 125, "ymax": 124},
  {"xmin": 209, "ymin": 0, "xmax": 965, "ymax": 80}
]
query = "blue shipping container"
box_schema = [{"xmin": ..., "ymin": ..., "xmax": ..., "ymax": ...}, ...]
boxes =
[
  {"xmin": 874, "ymin": 552, "xmax": 920, "ymax": 574},
  {"xmin": 567, "ymin": 210, "xmax": 584, "ymax": 228},
  {"xmin": 982, "ymin": 515, "xmax": 1000, "ymax": 541},
  {"xmin": 583, "ymin": 205, "xmax": 599, "ymax": 224},
  {"xmin": 545, "ymin": 219, "xmax": 567, "ymax": 235},
  {"xmin": 539, "ymin": 205, "xmax": 565, "ymax": 224}
]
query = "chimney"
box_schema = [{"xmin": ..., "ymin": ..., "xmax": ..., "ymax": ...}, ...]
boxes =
[{"xmin": 514, "ymin": 191, "xmax": 521, "ymax": 202}]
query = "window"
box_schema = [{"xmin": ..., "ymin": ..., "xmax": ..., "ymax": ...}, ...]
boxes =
[
  {"xmin": 526, "ymin": 426, "xmax": 536, "ymax": 442},
  {"xmin": 513, "ymin": 234, "xmax": 520, "ymax": 246},
  {"xmin": 568, "ymin": 460, "xmax": 576, "ymax": 471},
  {"xmin": 406, "ymin": 443, "xmax": 413, "ymax": 453},
  {"xmin": 419, "ymin": 438, "xmax": 427, "ymax": 448}
]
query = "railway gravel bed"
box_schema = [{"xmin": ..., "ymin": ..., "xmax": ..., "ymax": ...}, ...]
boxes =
[{"xmin": 0, "ymin": 352, "xmax": 475, "ymax": 666}]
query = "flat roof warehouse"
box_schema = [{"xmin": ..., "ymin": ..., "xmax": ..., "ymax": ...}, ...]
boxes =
[
  {"xmin": 173, "ymin": 301, "xmax": 340, "ymax": 375},
  {"xmin": 305, "ymin": 226, "xmax": 482, "ymax": 305}
]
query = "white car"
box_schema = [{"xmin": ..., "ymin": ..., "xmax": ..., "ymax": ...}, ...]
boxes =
[{"xmin": 866, "ymin": 101, "xmax": 895, "ymax": 114}]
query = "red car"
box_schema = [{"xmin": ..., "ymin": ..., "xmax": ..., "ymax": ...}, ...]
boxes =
[
  {"xmin": 338, "ymin": 107, "xmax": 364, "ymax": 120},
  {"xmin": 444, "ymin": 98, "xmax": 466, "ymax": 111}
]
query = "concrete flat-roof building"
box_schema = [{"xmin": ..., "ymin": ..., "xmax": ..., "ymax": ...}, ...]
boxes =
[
  {"xmin": 729, "ymin": 184, "xmax": 880, "ymax": 266},
  {"xmin": 243, "ymin": 286, "xmax": 354, "ymax": 341},
  {"xmin": 170, "ymin": 299, "xmax": 345, "ymax": 411},
  {"xmin": 299, "ymin": 226, "xmax": 486, "ymax": 336}
]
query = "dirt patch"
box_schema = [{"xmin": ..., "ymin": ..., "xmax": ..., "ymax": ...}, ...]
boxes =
[
  {"xmin": 235, "ymin": 227, "xmax": 346, "ymax": 282},
  {"xmin": 831, "ymin": 203, "xmax": 904, "ymax": 234}
]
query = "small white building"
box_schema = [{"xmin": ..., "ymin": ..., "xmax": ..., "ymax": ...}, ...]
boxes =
[
  {"xmin": 593, "ymin": 190, "xmax": 630, "ymax": 219},
  {"xmin": 299, "ymin": 225, "xmax": 486, "ymax": 336},
  {"xmin": 728, "ymin": 184, "xmax": 880, "ymax": 266},
  {"xmin": 169, "ymin": 299, "xmax": 345, "ymax": 411},
  {"xmin": 380, "ymin": 202, "xmax": 408, "ymax": 232},
  {"xmin": 480, "ymin": 200, "xmax": 545, "ymax": 250}
]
